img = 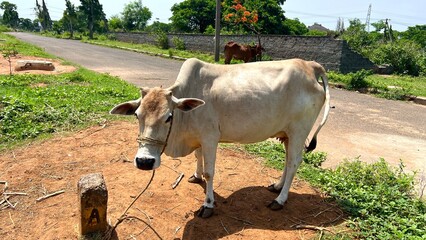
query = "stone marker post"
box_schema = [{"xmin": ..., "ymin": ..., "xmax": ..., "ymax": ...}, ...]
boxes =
[{"xmin": 77, "ymin": 173, "xmax": 108, "ymax": 236}]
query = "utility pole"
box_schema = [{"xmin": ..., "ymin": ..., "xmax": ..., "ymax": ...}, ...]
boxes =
[
  {"xmin": 214, "ymin": 0, "xmax": 221, "ymax": 62},
  {"xmin": 385, "ymin": 18, "xmax": 393, "ymax": 42}
]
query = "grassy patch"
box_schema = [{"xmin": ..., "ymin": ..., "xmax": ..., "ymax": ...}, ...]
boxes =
[
  {"xmin": 328, "ymin": 71, "xmax": 426, "ymax": 98},
  {"xmin": 0, "ymin": 33, "xmax": 55, "ymax": 58},
  {"xmin": 0, "ymin": 69, "xmax": 139, "ymax": 150},
  {"xmin": 83, "ymin": 38, "xmax": 218, "ymax": 63},
  {"xmin": 368, "ymin": 74, "xmax": 426, "ymax": 98},
  {"xmin": 242, "ymin": 140, "xmax": 426, "ymax": 239}
]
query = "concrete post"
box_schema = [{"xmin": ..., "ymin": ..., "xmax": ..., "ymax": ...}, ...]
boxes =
[{"xmin": 77, "ymin": 173, "xmax": 108, "ymax": 236}]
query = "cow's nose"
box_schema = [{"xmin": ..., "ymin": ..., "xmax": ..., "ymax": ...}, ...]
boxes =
[{"xmin": 135, "ymin": 157, "xmax": 155, "ymax": 170}]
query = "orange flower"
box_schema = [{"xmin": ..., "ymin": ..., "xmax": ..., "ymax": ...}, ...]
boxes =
[
  {"xmin": 234, "ymin": 3, "xmax": 242, "ymax": 10},
  {"xmin": 243, "ymin": 11, "xmax": 251, "ymax": 16},
  {"xmin": 251, "ymin": 14, "xmax": 258, "ymax": 23}
]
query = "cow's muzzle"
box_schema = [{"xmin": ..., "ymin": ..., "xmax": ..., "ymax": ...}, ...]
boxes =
[{"xmin": 135, "ymin": 157, "xmax": 155, "ymax": 170}]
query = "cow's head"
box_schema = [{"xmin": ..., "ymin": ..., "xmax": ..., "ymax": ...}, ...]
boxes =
[{"xmin": 110, "ymin": 87, "xmax": 205, "ymax": 170}]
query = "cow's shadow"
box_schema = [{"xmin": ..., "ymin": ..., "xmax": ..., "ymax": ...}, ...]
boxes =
[{"xmin": 180, "ymin": 184, "xmax": 345, "ymax": 240}]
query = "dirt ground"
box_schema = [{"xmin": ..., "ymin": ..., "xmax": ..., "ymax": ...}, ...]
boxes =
[
  {"xmin": 0, "ymin": 120, "xmax": 345, "ymax": 240},
  {"xmin": 0, "ymin": 55, "xmax": 76, "ymax": 75}
]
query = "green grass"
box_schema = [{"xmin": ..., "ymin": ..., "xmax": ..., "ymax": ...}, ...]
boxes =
[
  {"xmin": 83, "ymin": 37, "xmax": 219, "ymax": 63},
  {"xmin": 0, "ymin": 69, "xmax": 139, "ymax": 150},
  {"xmin": 367, "ymin": 74, "xmax": 426, "ymax": 98},
  {"xmin": 243, "ymin": 140, "xmax": 426, "ymax": 239},
  {"xmin": 0, "ymin": 33, "xmax": 140, "ymax": 150},
  {"xmin": 0, "ymin": 33, "xmax": 55, "ymax": 58},
  {"xmin": 328, "ymin": 70, "xmax": 426, "ymax": 99}
]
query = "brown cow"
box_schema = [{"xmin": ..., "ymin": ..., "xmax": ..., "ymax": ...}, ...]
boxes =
[{"xmin": 224, "ymin": 41, "xmax": 263, "ymax": 64}]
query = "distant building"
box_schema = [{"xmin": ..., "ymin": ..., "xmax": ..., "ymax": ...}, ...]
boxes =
[{"xmin": 308, "ymin": 23, "xmax": 330, "ymax": 33}]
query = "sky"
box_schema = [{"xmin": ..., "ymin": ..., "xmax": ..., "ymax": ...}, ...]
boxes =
[{"xmin": 7, "ymin": 0, "xmax": 426, "ymax": 32}]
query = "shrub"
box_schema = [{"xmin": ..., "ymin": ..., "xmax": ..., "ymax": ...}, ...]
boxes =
[
  {"xmin": 347, "ymin": 69, "xmax": 372, "ymax": 90},
  {"xmin": 303, "ymin": 159, "xmax": 426, "ymax": 239},
  {"xmin": 172, "ymin": 37, "xmax": 186, "ymax": 50},
  {"xmin": 369, "ymin": 41, "xmax": 425, "ymax": 76},
  {"xmin": 154, "ymin": 31, "xmax": 169, "ymax": 49}
]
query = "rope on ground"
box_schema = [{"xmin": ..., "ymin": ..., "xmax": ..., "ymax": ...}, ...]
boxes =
[{"xmin": 103, "ymin": 170, "xmax": 162, "ymax": 240}]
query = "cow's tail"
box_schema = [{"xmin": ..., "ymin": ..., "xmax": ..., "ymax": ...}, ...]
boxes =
[{"xmin": 305, "ymin": 63, "xmax": 330, "ymax": 152}]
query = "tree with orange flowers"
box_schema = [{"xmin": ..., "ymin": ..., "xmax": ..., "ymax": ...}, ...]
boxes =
[
  {"xmin": 223, "ymin": 0, "xmax": 264, "ymax": 60},
  {"xmin": 224, "ymin": 0, "xmax": 260, "ymax": 35},
  {"xmin": 222, "ymin": 0, "xmax": 287, "ymax": 35}
]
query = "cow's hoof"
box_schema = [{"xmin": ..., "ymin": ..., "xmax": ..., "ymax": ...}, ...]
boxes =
[
  {"xmin": 267, "ymin": 184, "xmax": 282, "ymax": 193},
  {"xmin": 267, "ymin": 200, "xmax": 284, "ymax": 211},
  {"xmin": 196, "ymin": 206, "xmax": 214, "ymax": 218},
  {"xmin": 188, "ymin": 175, "xmax": 203, "ymax": 184}
]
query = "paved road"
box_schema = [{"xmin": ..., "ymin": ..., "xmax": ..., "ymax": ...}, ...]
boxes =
[
  {"xmin": 10, "ymin": 32, "xmax": 426, "ymax": 173},
  {"xmin": 9, "ymin": 32, "xmax": 183, "ymax": 88}
]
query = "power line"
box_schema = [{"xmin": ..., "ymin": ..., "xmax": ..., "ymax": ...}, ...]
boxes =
[{"xmin": 374, "ymin": 10, "xmax": 426, "ymax": 21}]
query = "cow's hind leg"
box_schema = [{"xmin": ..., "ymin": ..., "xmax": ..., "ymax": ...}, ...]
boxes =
[
  {"xmin": 268, "ymin": 135, "xmax": 305, "ymax": 210},
  {"xmin": 267, "ymin": 138, "xmax": 289, "ymax": 193},
  {"xmin": 188, "ymin": 148, "xmax": 203, "ymax": 183}
]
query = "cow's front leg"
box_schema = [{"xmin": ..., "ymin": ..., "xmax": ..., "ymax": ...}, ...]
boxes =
[
  {"xmin": 197, "ymin": 143, "xmax": 217, "ymax": 218},
  {"xmin": 188, "ymin": 148, "xmax": 203, "ymax": 183}
]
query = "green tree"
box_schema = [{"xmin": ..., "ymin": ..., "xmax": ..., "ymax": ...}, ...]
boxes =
[
  {"xmin": 79, "ymin": 0, "xmax": 106, "ymax": 39},
  {"xmin": 63, "ymin": 0, "xmax": 77, "ymax": 38},
  {"xmin": 52, "ymin": 20, "xmax": 64, "ymax": 34},
  {"xmin": 401, "ymin": 25, "xmax": 426, "ymax": 49},
  {"xmin": 369, "ymin": 41, "xmax": 425, "ymax": 76},
  {"xmin": 170, "ymin": 0, "xmax": 216, "ymax": 33},
  {"xmin": 108, "ymin": 15, "xmax": 124, "ymax": 31},
  {"xmin": 35, "ymin": 0, "xmax": 52, "ymax": 31},
  {"xmin": 122, "ymin": 0, "xmax": 152, "ymax": 31},
  {"xmin": 371, "ymin": 20, "xmax": 387, "ymax": 32},
  {"xmin": 341, "ymin": 19, "xmax": 370, "ymax": 53},
  {"xmin": 19, "ymin": 18, "xmax": 35, "ymax": 31},
  {"xmin": 0, "ymin": 1, "xmax": 19, "ymax": 28},
  {"xmin": 283, "ymin": 18, "xmax": 308, "ymax": 35},
  {"xmin": 145, "ymin": 21, "xmax": 172, "ymax": 33}
]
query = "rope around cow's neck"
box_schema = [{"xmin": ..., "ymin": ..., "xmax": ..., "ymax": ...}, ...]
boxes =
[{"xmin": 136, "ymin": 110, "xmax": 174, "ymax": 155}]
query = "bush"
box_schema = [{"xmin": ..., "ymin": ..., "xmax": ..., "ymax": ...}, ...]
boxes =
[
  {"xmin": 368, "ymin": 41, "xmax": 426, "ymax": 76},
  {"xmin": 347, "ymin": 69, "xmax": 372, "ymax": 90},
  {"xmin": 154, "ymin": 31, "xmax": 169, "ymax": 49},
  {"xmin": 172, "ymin": 37, "xmax": 185, "ymax": 50},
  {"xmin": 0, "ymin": 25, "xmax": 11, "ymax": 32},
  {"xmin": 328, "ymin": 70, "xmax": 372, "ymax": 90},
  {"xmin": 302, "ymin": 159, "xmax": 426, "ymax": 239}
]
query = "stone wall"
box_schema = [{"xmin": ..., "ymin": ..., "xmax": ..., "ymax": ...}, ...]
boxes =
[{"xmin": 114, "ymin": 32, "xmax": 375, "ymax": 73}]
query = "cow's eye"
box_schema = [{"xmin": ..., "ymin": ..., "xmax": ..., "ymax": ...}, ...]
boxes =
[{"xmin": 165, "ymin": 113, "xmax": 173, "ymax": 123}]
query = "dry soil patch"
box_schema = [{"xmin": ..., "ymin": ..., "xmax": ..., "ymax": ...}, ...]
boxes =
[{"xmin": 0, "ymin": 121, "xmax": 345, "ymax": 240}]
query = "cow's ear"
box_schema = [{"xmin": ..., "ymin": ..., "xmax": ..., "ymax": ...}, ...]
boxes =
[
  {"xmin": 173, "ymin": 97, "xmax": 205, "ymax": 112},
  {"xmin": 110, "ymin": 99, "xmax": 141, "ymax": 115},
  {"xmin": 140, "ymin": 87, "xmax": 150, "ymax": 98}
]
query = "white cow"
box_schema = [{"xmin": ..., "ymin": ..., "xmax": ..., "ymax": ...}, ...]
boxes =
[{"xmin": 110, "ymin": 58, "xmax": 330, "ymax": 218}]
